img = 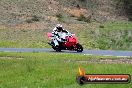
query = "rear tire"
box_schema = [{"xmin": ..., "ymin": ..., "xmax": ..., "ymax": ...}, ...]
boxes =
[
  {"xmin": 76, "ymin": 43, "xmax": 83, "ymax": 52},
  {"xmin": 55, "ymin": 46, "xmax": 61, "ymax": 52},
  {"xmin": 52, "ymin": 46, "xmax": 56, "ymax": 50}
]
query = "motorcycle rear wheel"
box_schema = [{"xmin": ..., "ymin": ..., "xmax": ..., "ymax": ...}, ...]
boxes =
[{"xmin": 55, "ymin": 46, "xmax": 61, "ymax": 52}]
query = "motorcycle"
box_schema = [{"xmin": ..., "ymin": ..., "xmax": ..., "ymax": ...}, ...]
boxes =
[{"xmin": 47, "ymin": 32, "xmax": 83, "ymax": 52}]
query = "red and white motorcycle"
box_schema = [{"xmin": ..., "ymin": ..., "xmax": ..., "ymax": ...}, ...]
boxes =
[{"xmin": 47, "ymin": 32, "xmax": 83, "ymax": 52}]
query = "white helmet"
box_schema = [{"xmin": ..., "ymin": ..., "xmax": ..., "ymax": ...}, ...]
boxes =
[
  {"xmin": 56, "ymin": 24, "xmax": 63, "ymax": 28},
  {"xmin": 56, "ymin": 24, "xmax": 63, "ymax": 31}
]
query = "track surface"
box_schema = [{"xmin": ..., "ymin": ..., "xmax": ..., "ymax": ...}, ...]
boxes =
[{"xmin": 0, "ymin": 47, "xmax": 132, "ymax": 57}]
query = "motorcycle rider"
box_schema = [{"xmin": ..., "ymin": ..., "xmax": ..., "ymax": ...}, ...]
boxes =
[{"xmin": 51, "ymin": 24, "xmax": 71, "ymax": 46}]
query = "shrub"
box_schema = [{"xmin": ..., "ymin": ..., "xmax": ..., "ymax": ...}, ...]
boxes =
[
  {"xmin": 78, "ymin": 0, "xmax": 86, "ymax": 2},
  {"xmin": 77, "ymin": 15, "xmax": 91, "ymax": 23},
  {"xmin": 31, "ymin": 15, "xmax": 39, "ymax": 22},
  {"xmin": 99, "ymin": 25, "xmax": 104, "ymax": 28},
  {"xmin": 26, "ymin": 15, "xmax": 40, "ymax": 23},
  {"xmin": 56, "ymin": 13, "xmax": 63, "ymax": 19},
  {"xmin": 56, "ymin": 13, "xmax": 65, "ymax": 23},
  {"xmin": 26, "ymin": 19, "xmax": 33, "ymax": 23}
]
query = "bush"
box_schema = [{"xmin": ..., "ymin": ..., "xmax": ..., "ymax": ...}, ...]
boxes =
[
  {"xmin": 26, "ymin": 19, "xmax": 33, "ymax": 23},
  {"xmin": 31, "ymin": 15, "xmax": 39, "ymax": 22},
  {"xmin": 56, "ymin": 13, "xmax": 65, "ymax": 23},
  {"xmin": 56, "ymin": 13, "xmax": 63, "ymax": 19},
  {"xmin": 116, "ymin": 0, "xmax": 132, "ymax": 21},
  {"xmin": 77, "ymin": 15, "xmax": 91, "ymax": 23},
  {"xmin": 99, "ymin": 25, "xmax": 104, "ymax": 28},
  {"xmin": 26, "ymin": 15, "xmax": 40, "ymax": 23},
  {"xmin": 78, "ymin": 0, "xmax": 86, "ymax": 2}
]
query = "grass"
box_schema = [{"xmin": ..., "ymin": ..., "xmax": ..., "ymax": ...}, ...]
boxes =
[
  {"xmin": 0, "ymin": 40, "xmax": 49, "ymax": 48},
  {"xmin": 102, "ymin": 21, "xmax": 132, "ymax": 31},
  {"xmin": 0, "ymin": 21, "xmax": 132, "ymax": 50},
  {"xmin": 0, "ymin": 29, "xmax": 50, "ymax": 48},
  {"xmin": 0, "ymin": 52, "xmax": 132, "ymax": 88},
  {"xmin": 76, "ymin": 21, "xmax": 132, "ymax": 50}
]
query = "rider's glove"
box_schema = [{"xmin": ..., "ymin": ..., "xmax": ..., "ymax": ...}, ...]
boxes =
[
  {"xmin": 68, "ymin": 33, "xmax": 72, "ymax": 37},
  {"xmin": 61, "ymin": 38, "xmax": 66, "ymax": 42}
]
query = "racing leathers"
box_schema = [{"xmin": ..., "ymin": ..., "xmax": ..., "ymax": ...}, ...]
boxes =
[{"xmin": 52, "ymin": 27, "xmax": 71, "ymax": 46}]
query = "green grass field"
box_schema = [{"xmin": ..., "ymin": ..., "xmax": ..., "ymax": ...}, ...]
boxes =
[
  {"xmin": 0, "ymin": 21, "xmax": 132, "ymax": 50},
  {"xmin": 0, "ymin": 52, "xmax": 132, "ymax": 88}
]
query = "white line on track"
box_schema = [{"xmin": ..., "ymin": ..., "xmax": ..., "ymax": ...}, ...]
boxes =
[{"xmin": 83, "ymin": 54, "xmax": 131, "ymax": 58}]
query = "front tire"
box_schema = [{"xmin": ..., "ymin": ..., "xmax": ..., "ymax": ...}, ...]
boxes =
[{"xmin": 76, "ymin": 43, "xmax": 83, "ymax": 52}]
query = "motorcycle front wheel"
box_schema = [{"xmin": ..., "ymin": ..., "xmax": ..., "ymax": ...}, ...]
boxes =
[{"xmin": 76, "ymin": 43, "xmax": 83, "ymax": 52}]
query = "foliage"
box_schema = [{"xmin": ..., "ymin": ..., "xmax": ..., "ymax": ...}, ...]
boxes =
[
  {"xmin": 56, "ymin": 13, "xmax": 65, "ymax": 23},
  {"xmin": 116, "ymin": 0, "xmax": 132, "ymax": 20},
  {"xmin": 77, "ymin": 15, "xmax": 91, "ymax": 23},
  {"xmin": 26, "ymin": 15, "xmax": 40, "ymax": 23}
]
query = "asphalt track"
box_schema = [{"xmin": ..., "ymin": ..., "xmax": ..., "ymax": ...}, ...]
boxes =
[{"xmin": 0, "ymin": 47, "xmax": 132, "ymax": 57}]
